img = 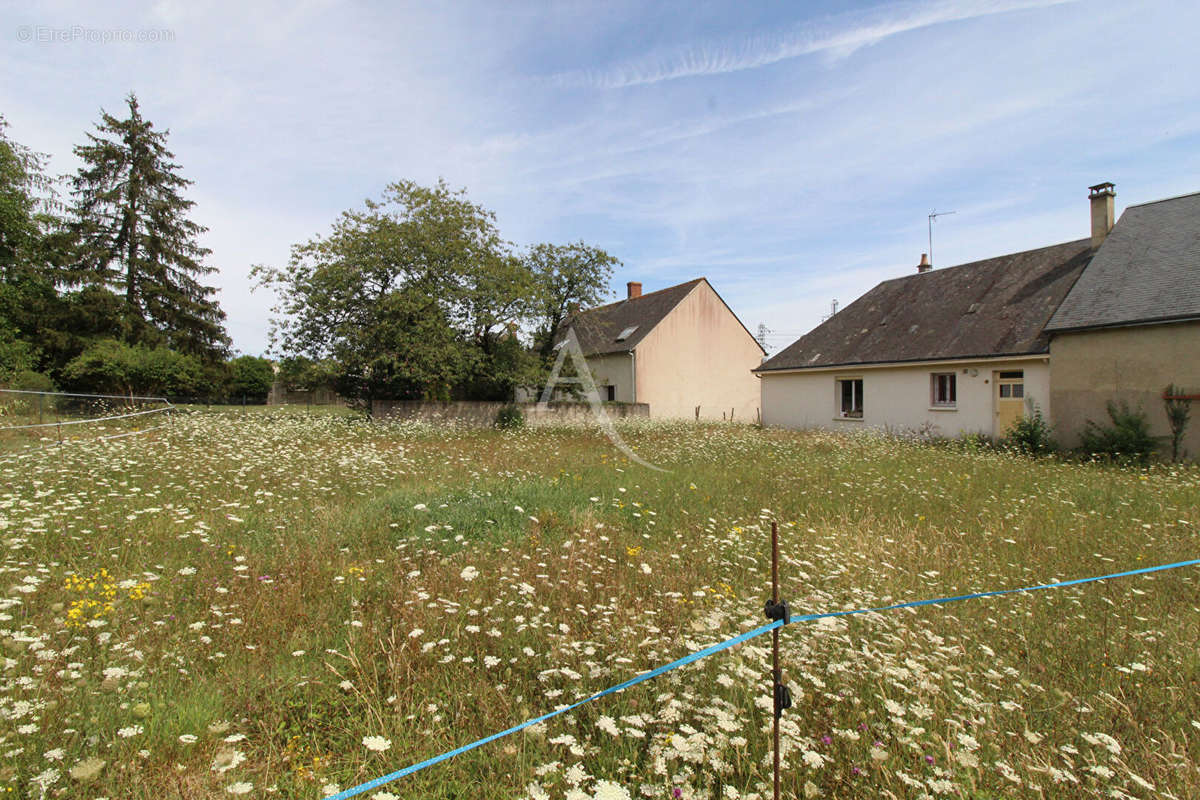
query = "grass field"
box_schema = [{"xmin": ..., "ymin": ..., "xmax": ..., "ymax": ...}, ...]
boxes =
[{"xmin": 1, "ymin": 408, "xmax": 1198, "ymax": 799}]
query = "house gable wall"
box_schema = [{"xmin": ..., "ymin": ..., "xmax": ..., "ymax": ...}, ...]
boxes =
[{"xmin": 633, "ymin": 282, "xmax": 764, "ymax": 420}]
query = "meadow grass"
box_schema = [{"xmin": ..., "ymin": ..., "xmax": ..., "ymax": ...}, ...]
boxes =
[{"xmin": 1, "ymin": 408, "xmax": 1198, "ymax": 799}]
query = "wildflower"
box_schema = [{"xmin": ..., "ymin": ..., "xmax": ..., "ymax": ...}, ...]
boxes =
[
  {"xmin": 593, "ymin": 781, "xmax": 632, "ymax": 800},
  {"xmin": 1127, "ymin": 772, "xmax": 1155, "ymax": 791},
  {"xmin": 179, "ymin": 735, "xmax": 198, "ymax": 744},
  {"xmin": 460, "ymin": 566, "xmax": 479, "ymax": 581},
  {"xmin": 211, "ymin": 749, "xmax": 246, "ymax": 773},
  {"xmin": 117, "ymin": 725, "xmax": 144, "ymax": 738},
  {"xmin": 69, "ymin": 757, "xmax": 106, "ymax": 782},
  {"xmin": 226, "ymin": 782, "xmax": 253, "ymax": 795},
  {"xmin": 597, "ymin": 715, "xmax": 621, "ymax": 736},
  {"xmin": 362, "ymin": 735, "xmax": 392, "ymax": 752}
]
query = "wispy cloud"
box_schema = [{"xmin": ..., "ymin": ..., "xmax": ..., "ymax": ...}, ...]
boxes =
[{"xmin": 552, "ymin": 0, "xmax": 1076, "ymax": 89}]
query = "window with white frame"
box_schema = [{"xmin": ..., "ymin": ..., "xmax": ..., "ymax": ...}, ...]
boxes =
[
  {"xmin": 837, "ymin": 378, "xmax": 863, "ymax": 418},
  {"xmin": 931, "ymin": 372, "xmax": 956, "ymax": 407}
]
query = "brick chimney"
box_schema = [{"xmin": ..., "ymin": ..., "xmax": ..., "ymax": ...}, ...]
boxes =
[
  {"xmin": 626, "ymin": 281, "xmax": 642, "ymax": 299},
  {"xmin": 917, "ymin": 253, "xmax": 931, "ymax": 273},
  {"xmin": 1089, "ymin": 182, "xmax": 1115, "ymax": 249}
]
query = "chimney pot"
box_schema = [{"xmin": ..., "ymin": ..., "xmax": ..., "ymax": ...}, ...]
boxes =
[
  {"xmin": 917, "ymin": 253, "xmax": 932, "ymax": 273},
  {"xmin": 627, "ymin": 281, "xmax": 642, "ymax": 299},
  {"xmin": 1089, "ymin": 182, "xmax": 1115, "ymax": 249}
]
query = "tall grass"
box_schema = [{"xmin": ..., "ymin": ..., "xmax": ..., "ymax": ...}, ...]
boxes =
[{"xmin": 0, "ymin": 409, "xmax": 1196, "ymax": 798}]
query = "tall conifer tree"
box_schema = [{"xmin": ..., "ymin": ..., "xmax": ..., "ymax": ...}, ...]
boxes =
[{"xmin": 69, "ymin": 94, "xmax": 228, "ymax": 360}]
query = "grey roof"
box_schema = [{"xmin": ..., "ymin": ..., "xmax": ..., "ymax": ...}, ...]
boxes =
[
  {"xmin": 567, "ymin": 279, "xmax": 705, "ymax": 356},
  {"xmin": 1045, "ymin": 191, "xmax": 1200, "ymax": 332},
  {"xmin": 567, "ymin": 277, "xmax": 766, "ymax": 357},
  {"xmin": 757, "ymin": 239, "xmax": 1092, "ymax": 372}
]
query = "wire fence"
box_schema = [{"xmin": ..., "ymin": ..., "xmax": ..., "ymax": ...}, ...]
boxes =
[
  {"xmin": 0, "ymin": 388, "xmax": 175, "ymax": 450},
  {"xmin": 327, "ymin": 557, "xmax": 1200, "ymax": 800}
]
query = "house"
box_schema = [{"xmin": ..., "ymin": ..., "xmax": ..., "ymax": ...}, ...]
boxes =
[
  {"xmin": 755, "ymin": 239, "xmax": 1090, "ymax": 438},
  {"xmin": 564, "ymin": 278, "xmax": 765, "ymax": 420},
  {"xmin": 756, "ymin": 183, "xmax": 1200, "ymax": 455},
  {"xmin": 1044, "ymin": 187, "xmax": 1200, "ymax": 455}
]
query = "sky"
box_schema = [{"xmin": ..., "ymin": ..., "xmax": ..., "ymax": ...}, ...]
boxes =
[{"xmin": 4, "ymin": 0, "xmax": 1200, "ymax": 355}]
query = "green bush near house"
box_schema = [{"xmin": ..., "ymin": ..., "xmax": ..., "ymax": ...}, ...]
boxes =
[
  {"xmin": 1079, "ymin": 400, "xmax": 1159, "ymax": 464},
  {"xmin": 1002, "ymin": 400, "xmax": 1055, "ymax": 456}
]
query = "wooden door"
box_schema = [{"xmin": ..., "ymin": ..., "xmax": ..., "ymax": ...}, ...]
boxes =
[{"xmin": 993, "ymin": 370, "xmax": 1025, "ymax": 438}]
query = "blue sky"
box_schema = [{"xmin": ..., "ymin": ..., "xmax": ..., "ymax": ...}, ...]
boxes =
[{"xmin": 4, "ymin": 0, "xmax": 1199, "ymax": 355}]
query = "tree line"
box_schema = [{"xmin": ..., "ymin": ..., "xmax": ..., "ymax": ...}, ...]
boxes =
[{"xmin": 1, "ymin": 94, "xmax": 618, "ymax": 406}]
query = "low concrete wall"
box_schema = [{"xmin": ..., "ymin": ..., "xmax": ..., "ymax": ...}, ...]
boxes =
[
  {"xmin": 371, "ymin": 400, "xmax": 650, "ymax": 426},
  {"xmin": 267, "ymin": 384, "xmax": 345, "ymax": 406}
]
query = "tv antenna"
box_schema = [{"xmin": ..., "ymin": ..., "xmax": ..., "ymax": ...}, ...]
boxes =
[{"xmin": 928, "ymin": 209, "xmax": 955, "ymax": 268}]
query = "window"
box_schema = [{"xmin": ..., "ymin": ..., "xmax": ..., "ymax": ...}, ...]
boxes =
[
  {"xmin": 931, "ymin": 373, "xmax": 956, "ymax": 407},
  {"xmin": 615, "ymin": 325, "xmax": 638, "ymax": 341},
  {"xmin": 837, "ymin": 378, "xmax": 863, "ymax": 418},
  {"xmin": 997, "ymin": 370, "xmax": 1024, "ymax": 399},
  {"xmin": 605, "ymin": 385, "xmax": 616, "ymax": 402}
]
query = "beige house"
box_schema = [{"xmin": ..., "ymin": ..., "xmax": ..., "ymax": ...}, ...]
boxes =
[
  {"xmin": 566, "ymin": 278, "xmax": 765, "ymax": 420},
  {"xmin": 1044, "ymin": 186, "xmax": 1200, "ymax": 457}
]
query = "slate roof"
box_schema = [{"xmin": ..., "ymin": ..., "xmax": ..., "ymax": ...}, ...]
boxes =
[
  {"xmin": 1045, "ymin": 191, "xmax": 1200, "ymax": 332},
  {"xmin": 565, "ymin": 278, "xmax": 705, "ymax": 356},
  {"xmin": 756, "ymin": 239, "xmax": 1093, "ymax": 372}
]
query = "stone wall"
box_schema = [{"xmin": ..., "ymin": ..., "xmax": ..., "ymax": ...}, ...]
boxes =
[{"xmin": 371, "ymin": 400, "xmax": 649, "ymax": 426}]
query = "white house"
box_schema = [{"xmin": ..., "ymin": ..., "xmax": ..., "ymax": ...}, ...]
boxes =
[{"xmin": 755, "ymin": 239, "xmax": 1092, "ymax": 439}]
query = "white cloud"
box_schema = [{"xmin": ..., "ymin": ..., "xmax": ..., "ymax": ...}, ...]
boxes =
[{"xmin": 550, "ymin": 0, "xmax": 1078, "ymax": 89}]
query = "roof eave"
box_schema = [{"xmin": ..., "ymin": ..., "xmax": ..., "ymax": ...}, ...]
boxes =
[
  {"xmin": 1045, "ymin": 313, "xmax": 1200, "ymax": 335},
  {"xmin": 753, "ymin": 350, "xmax": 1050, "ymax": 374}
]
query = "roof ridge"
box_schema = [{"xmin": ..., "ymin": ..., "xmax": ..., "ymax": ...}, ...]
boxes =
[
  {"xmin": 579, "ymin": 277, "xmax": 705, "ymax": 314},
  {"xmin": 1125, "ymin": 189, "xmax": 1200, "ymax": 209},
  {"xmin": 876, "ymin": 238, "xmax": 1090, "ymax": 284}
]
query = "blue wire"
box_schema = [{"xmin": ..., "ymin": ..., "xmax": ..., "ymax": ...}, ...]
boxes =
[{"xmin": 326, "ymin": 557, "xmax": 1200, "ymax": 799}]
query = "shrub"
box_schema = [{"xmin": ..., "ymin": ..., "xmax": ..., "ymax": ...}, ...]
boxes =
[
  {"xmin": 494, "ymin": 403, "xmax": 524, "ymax": 429},
  {"xmin": 1002, "ymin": 401, "xmax": 1055, "ymax": 456},
  {"xmin": 229, "ymin": 355, "xmax": 275, "ymax": 403},
  {"xmin": 62, "ymin": 339, "xmax": 202, "ymax": 397},
  {"xmin": 4, "ymin": 369, "xmax": 55, "ymax": 393},
  {"xmin": 1163, "ymin": 384, "xmax": 1192, "ymax": 463},
  {"xmin": 1079, "ymin": 400, "xmax": 1159, "ymax": 464}
]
